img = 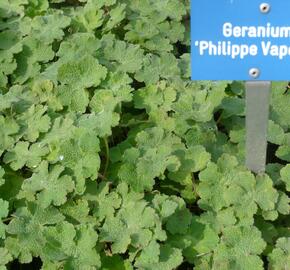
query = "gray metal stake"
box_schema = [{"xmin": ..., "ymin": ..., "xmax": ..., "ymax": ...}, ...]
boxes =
[{"xmin": 245, "ymin": 81, "xmax": 271, "ymax": 173}]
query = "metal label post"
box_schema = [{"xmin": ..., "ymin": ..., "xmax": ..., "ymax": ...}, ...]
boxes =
[{"xmin": 245, "ymin": 81, "xmax": 271, "ymax": 173}]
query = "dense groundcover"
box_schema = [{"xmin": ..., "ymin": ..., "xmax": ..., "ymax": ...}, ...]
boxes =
[{"xmin": 0, "ymin": 0, "xmax": 289, "ymax": 269}]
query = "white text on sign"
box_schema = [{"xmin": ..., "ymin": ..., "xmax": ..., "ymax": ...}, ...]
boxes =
[{"xmin": 194, "ymin": 22, "xmax": 290, "ymax": 60}]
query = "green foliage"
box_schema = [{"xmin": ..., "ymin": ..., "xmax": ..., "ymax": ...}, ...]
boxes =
[
  {"xmin": 0, "ymin": 0, "xmax": 289, "ymax": 269},
  {"xmin": 117, "ymin": 127, "xmax": 182, "ymax": 191},
  {"xmin": 211, "ymin": 226, "xmax": 266, "ymax": 270},
  {"xmin": 268, "ymin": 237, "xmax": 290, "ymax": 270},
  {"xmin": 198, "ymin": 154, "xmax": 279, "ymax": 226},
  {"xmin": 0, "ymin": 199, "xmax": 9, "ymax": 239},
  {"xmin": 18, "ymin": 162, "xmax": 74, "ymax": 208}
]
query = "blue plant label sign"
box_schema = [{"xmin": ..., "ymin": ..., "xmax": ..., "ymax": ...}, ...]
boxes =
[{"xmin": 191, "ymin": 0, "xmax": 290, "ymax": 80}]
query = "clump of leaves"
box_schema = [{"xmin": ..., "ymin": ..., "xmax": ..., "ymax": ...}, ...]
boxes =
[{"xmin": 0, "ymin": 0, "xmax": 289, "ymax": 270}]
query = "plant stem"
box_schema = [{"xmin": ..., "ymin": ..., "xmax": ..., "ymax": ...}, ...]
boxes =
[
  {"xmin": 195, "ymin": 251, "xmax": 212, "ymax": 258},
  {"xmin": 216, "ymin": 112, "xmax": 223, "ymax": 125},
  {"xmin": 192, "ymin": 173, "xmax": 199, "ymax": 198},
  {"xmin": 103, "ymin": 137, "xmax": 110, "ymax": 178},
  {"xmin": 98, "ymin": 173, "xmax": 109, "ymax": 181},
  {"xmin": 119, "ymin": 120, "xmax": 152, "ymax": 127},
  {"xmin": 2, "ymin": 217, "xmax": 13, "ymax": 223}
]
